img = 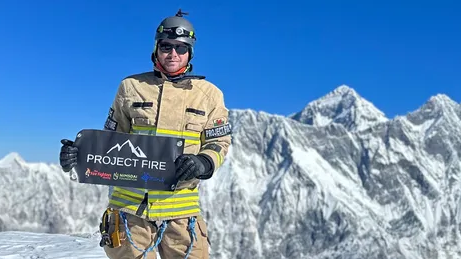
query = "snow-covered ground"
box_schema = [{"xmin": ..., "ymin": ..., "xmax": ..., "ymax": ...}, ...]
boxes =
[{"xmin": 0, "ymin": 231, "xmax": 107, "ymax": 259}]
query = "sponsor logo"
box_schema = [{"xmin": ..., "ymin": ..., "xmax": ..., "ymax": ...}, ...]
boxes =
[
  {"xmin": 113, "ymin": 172, "xmax": 138, "ymax": 181},
  {"xmin": 141, "ymin": 172, "xmax": 165, "ymax": 183},
  {"xmin": 85, "ymin": 168, "xmax": 112, "ymax": 180}
]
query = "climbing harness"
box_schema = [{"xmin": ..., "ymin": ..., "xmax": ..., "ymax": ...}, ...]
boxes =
[
  {"xmin": 119, "ymin": 211, "xmax": 167, "ymax": 259},
  {"xmin": 99, "ymin": 208, "xmax": 199, "ymax": 258},
  {"xmin": 116, "ymin": 211, "xmax": 198, "ymax": 259}
]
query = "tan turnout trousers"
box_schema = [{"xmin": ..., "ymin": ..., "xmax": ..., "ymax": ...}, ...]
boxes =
[{"xmin": 104, "ymin": 211, "xmax": 209, "ymax": 259}]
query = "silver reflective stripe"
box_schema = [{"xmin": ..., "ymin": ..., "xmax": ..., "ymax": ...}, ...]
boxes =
[
  {"xmin": 132, "ymin": 129, "xmax": 156, "ymax": 135},
  {"xmin": 110, "ymin": 196, "xmax": 140, "ymax": 206},
  {"xmin": 114, "ymin": 187, "xmax": 145, "ymax": 197}
]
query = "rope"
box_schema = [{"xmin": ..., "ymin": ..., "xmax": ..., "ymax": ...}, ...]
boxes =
[
  {"xmin": 184, "ymin": 216, "xmax": 198, "ymax": 259},
  {"xmin": 119, "ymin": 211, "xmax": 168, "ymax": 259}
]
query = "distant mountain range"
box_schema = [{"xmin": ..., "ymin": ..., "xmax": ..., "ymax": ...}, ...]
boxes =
[{"xmin": 1, "ymin": 85, "xmax": 461, "ymax": 259}]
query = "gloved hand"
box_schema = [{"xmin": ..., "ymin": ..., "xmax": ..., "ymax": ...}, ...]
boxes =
[
  {"xmin": 59, "ymin": 139, "xmax": 78, "ymax": 172},
  {"xmin": 175, "ymin": 154, "xmax": 213, "ymax": 182}
]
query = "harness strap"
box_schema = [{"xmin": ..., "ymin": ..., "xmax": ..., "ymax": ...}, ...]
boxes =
[
  {"xmin": 119, "ymin": 211, "xmax": 199, "ymax": 259},
  {"xmin": 135, "ymin": 193, "xmax": 148, "ymax": 216},
  {"xmin": 120, "ymin": 211, "xmax": 168, "ymax": 259}
]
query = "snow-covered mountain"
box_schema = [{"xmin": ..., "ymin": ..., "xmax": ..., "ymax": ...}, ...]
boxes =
[
  {"xmin": 1, "ymin": 84, "xmax": 461, "ymax": 259},
  {"xmin": 290, "ymin": 84, "xmax": 388, "ymax": 131},
  {"xmin": 0, "ymin": 152, "xmax": 109, "ymax": 234}
]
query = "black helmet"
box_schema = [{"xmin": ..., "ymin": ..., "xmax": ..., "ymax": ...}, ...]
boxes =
[{"xmin": 151, "ymin": 9, "xmax": 196, "ymax": 63}]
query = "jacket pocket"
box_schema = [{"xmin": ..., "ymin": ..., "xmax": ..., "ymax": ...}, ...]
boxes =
[
  {"xmin": 185, "ymin": 122, "xmax": 203, "ymax": 132},
  {"xmin": 131, "ymin": 117, "xmax": 152, "ymax": 126},
  {"xmin": 183, "ymin": 122, "xmax": 203, "ymax": 154},
  {"xmin": 130, "ymin": 116, "xmax": 156, "ymax": 135}
]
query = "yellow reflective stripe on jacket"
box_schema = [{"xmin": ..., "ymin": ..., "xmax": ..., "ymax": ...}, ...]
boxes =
[
  {"xmin": 148, "ymin": 188, "xmax": 199, "ymax": 201},
  {"xmin": 209, "ymin": 150, "xmax": 223, "ymax": 167},
  {"xmin": 112, "ymin": 187, "xmax": 145, "ymax": 198},
  {"xmin": 131, "ymin": 126, "xmax": 201, "ymax": 144},
  {"xmin": 109, "ymin": 126, "xmax": 204, "ymax": 219},
  {"xmin": 109, "ymin": 189, "xmax": 147, "ymax": 216},
  {"xmin": 109, "ymin": 200, "xmax": 146, "ymax": 215},
  {"xmin": 149, "ymin": 203, "xmax": 200, "ymax": 218},
  {"xmin": 148, "ymin": 189, "xmax": 200, "ymax": 218},
  {"xmin": 109, "ymin": 186, "xmax": 200, "ymax": 219}
]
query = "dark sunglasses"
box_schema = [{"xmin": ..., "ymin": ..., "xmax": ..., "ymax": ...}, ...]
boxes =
[{"xmin": 158, "ymin": 42, "xmax": 189, "ymax": 55}]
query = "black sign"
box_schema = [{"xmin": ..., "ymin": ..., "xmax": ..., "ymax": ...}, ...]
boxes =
[{"xmin": 72, "ymin": 129, "xmax": 184, "ymax": 191}]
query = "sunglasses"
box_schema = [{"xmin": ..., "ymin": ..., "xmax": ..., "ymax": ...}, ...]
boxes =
[{"xmin": 158, "ymin": 42, "xmax": 189, "ymax": 55}]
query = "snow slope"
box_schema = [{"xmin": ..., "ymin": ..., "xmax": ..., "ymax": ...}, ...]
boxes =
[
  {"xmin": 0, "ymin": 231, "xmax": 106, "ymax": 259},
  {"xmin": 1, "ymin": 85, "xmax": 461, "ymax": 259}
]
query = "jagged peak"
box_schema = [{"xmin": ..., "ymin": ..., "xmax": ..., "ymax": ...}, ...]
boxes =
[
  {"xmin": 404, "ymin": 93, "xmax": 460, "ymax": 127},
  {"xmin": 290, "ymin": 85, "xmax": 387, "ymax": 131},
  {"xmin": 328, "ymin": 84, "xmax": 359, "ymax": 97},
  {"xmin": 304, "ymin": 85, "xmax": 384, "ymax": 114},
  {"xmin": 426, "ymin": 94, "xmax": 458, "ymax": 108},
  {"xmin": 413, "ymin": 93, "xmax": 459, "ymax": 115},
  {"xmin": 0, "ymin": 152, "xmax": 25, "ymax": 167}
]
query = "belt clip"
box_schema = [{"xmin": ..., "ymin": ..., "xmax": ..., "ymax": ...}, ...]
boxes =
[
  {"xmin": 99, "ymin": 208, "xmax": 121, "ymax": 248},
  {"xmin": 99, "ymin": 208, "xmax": 113, "ymax": 247},
  {"xmin": 111, "ymin": 209, "xmax": 122, "ymax": 248}
]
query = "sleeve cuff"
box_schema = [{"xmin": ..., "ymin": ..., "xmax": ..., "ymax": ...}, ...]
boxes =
[{"xmin": 196, "ymin": 153, "xmax": 215, "ymax": 180}]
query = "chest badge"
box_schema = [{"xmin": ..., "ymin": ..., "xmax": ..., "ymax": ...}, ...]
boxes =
[{"xmin": 213, "ymin": 117, "xmax": 227, "ymax": 126}]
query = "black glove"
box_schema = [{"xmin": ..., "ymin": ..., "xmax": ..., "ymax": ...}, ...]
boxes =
[
  {"xmin": 175, "ymin": 154, "xmax": 214, "ymax": 182},
  {"xmin": 60, "ymin": 139, "xmax": 78, "ymax": 172}
]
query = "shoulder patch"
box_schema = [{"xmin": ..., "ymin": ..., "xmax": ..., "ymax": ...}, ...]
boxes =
[
  {"xmin": 104, "ymin": 108, "xmax": 118, "ymax": 131},
  {"xmin": 204, "ymin": 123, "xmax": 232, "ymax": 140},
  {"xmin": 213, "ymin": 117, "xmax": 227, "ymax": 126},
  {"xmin": 108, "ymin": 107, "xmax": 114, "ymax": 118}
]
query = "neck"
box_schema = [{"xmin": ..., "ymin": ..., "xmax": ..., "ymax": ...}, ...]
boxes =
[{"xmin": 155, "ymin": 62, "xmax": 189, "ymax": 77}]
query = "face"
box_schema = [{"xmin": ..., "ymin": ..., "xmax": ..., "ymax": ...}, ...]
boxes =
[{"xmin": 156, "ymin": 39, "xmax": 190, "ymax": 73}]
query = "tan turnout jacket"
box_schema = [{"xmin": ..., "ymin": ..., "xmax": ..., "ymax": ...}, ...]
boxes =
[{"xmin": 104, "ymin": 70, "xmax": 231, "ymax": 221}]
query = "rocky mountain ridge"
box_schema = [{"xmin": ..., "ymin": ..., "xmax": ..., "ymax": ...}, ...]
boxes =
[{"xmin": 1, "ymin": 85, "xmax": 461, "ymax": 259}]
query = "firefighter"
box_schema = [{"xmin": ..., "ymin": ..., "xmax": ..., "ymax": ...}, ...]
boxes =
[{"xmin": 59, "ymin": 9, "xmax": 231, "ymax": 259}]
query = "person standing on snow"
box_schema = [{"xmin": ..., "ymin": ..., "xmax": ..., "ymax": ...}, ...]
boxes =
[{"xmin": 59, "ymin": 9, "xmax": 232, "ymax": 259}]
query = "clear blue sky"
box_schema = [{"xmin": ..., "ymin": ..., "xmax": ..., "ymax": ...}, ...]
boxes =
[{"xmin": 0, "ymin": 0, "xmax": 460, "ymax": 163}]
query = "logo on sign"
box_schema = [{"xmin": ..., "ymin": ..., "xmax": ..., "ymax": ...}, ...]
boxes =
[
  {"xmin": 85, "ymin": 168, "xmax": 112, "ymax": 180},
  {"xmin": 106, "ymin": 140, "xmax": 147, "ymax": 158},
  {"xmin": 141, "ymin": 172, "xmax": 165, "ymax": 183},
  {"xmin": 113, "ymin": 172, "xmax": 138, "ymax": 181},
  {"xmin": 86, "ymin": 139, "xmax": 167, "ymax": 171}
]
